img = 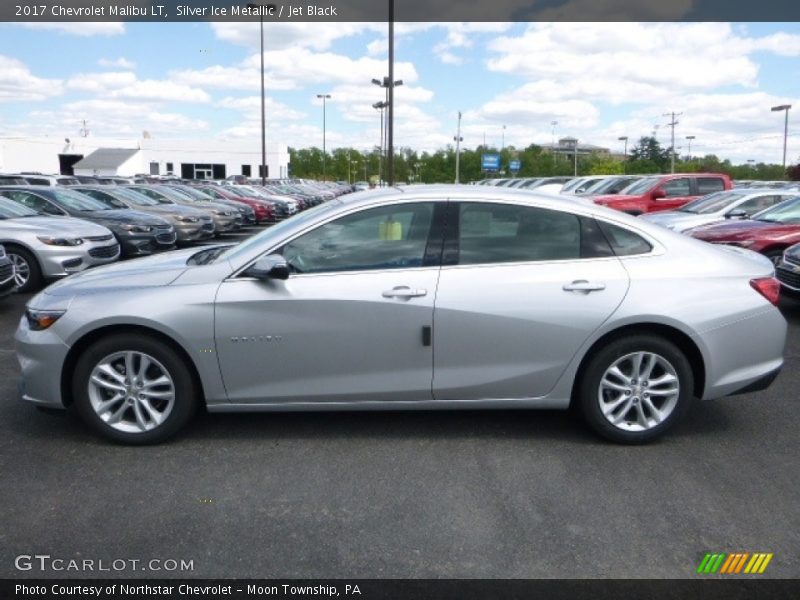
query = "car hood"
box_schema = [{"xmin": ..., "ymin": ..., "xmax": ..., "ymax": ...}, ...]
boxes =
[
  {"xmin": 83, "ymin": 209, "xmax": 169, "ymax": 226},
  {"xmin": 0, "ymin": 216, "xmax": 112, "ymax": 236},
  {"xmin": 137, "ymin": 203, "xmax": 207, "ymax": 217},
  {"xmin": 42, "ymin": 247, "xmax": 203, "ymax": 297},
  {"xmin": 641, "ymin": 212, "xmax": 717, "ymax": 229},
  {"xmin": 689, "ymin": 219, "xmax": 796, "ymax": 241}
]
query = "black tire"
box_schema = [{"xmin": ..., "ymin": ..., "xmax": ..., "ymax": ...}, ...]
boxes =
[
  {"xmin": 72, "ymin": 333, "xmax": 198, "ymax": 444},
  {"xmin": 578, "ymin": 334, "xmax": 694, "ymax": 444},
  {"xmin": 6, "ymin": 246, "xmax": 42, "ymax": 292}
]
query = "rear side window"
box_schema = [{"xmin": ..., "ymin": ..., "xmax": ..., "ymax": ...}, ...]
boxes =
[
  {"xmin": 597, "ymin": 221, "xmax": 653, "ymax": 256},
  {"xmin": 457, "ymin": 203, "xmax": 581, "ymax": 265},
  {"xmin": 697, "ymin": 177, "xmax": 725, "ymax": 194}
]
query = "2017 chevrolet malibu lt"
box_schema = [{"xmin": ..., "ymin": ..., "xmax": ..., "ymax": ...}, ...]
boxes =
[{"xmin": 16, "ymin": 186, "xmax": 786, "ymax": 445}]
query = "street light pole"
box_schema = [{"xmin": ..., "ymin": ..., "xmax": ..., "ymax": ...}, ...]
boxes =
[
  {"xmin": 372, "ymin": 101, "xmax": 388, "ymax": 185},
  {"xmin": 771, "ymin": 104, "xmax": 792, "ymax": 175},
  {"xmin": 685, "ymin": 135, "xmax": 695, "ymax": 160},
  {"xmin": 501, "ymin": 124, "xmax": 506, "ymax": 152},
  {"xmin": 316, "ymin": 93, "xmax": 331, "ymax": 180},
  {"xmin": 247, "ymin": 3, "xmax": 267, "ymax": 185},
  {"xmin": 454, "ymin": 111, "xmax": 463, "ymax": 184},
  {"xmin": 618, "ymin": 136, "xmax": 628, "ymax": 173},
  {"xmin": 551, "ymin": 120, "xmax": 558, "ymax": 169},
  {"xmin": 573, "ymin": 138, "xmax": 578, "ymax": 177}
]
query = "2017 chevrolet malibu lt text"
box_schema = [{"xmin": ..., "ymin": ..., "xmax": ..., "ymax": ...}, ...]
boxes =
[{"xmin": 16, "ymin": 187, "xmax": 786, "ymax": 445}]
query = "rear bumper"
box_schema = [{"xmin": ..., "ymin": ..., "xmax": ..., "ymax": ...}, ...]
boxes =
[{"xmin": 726, "ymin": 365, "xmax": 782, "ymax": 397}]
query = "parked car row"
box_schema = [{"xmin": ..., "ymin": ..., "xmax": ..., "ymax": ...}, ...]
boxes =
[{"xmin": 0, "ymin": 179, "xmax": 353, "ymax": 293}]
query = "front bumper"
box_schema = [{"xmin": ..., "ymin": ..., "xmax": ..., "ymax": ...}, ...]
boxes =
[
  {"xmin": 776, "ymin": 256, "xmax": 800, "ymax": 294},
  {"xmin": 39, "ymin": 242, "xmax": 120, "ymax": 278},
  {"xmin": 16, "ymin": 317, "xmax": 70, "ymax": 409},
  {"xmin": 117, "ymin": 230, "xmax": 177, "ymax": 257}
]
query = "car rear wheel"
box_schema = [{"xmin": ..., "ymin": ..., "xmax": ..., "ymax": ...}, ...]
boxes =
[
  {"xmin": 72, "ymin": 334, "xmax": 197, "ymax": 444},
  {"xmin": 578, "ymin": 334, "xmax": 693, "ymax": 444},
  {"xmin": 6, "ymin": 246, "xmax": 42, "ymax": 292}
]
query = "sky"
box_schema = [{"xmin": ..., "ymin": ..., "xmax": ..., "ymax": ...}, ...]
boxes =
[{"xmin": 0, "ymin": 21, "xmax": 799, "ymax": 165}]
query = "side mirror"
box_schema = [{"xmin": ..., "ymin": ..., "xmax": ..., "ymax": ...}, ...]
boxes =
[
  {"xmin": 726, "ymin": 209, "xmax": 748, "ymax": 219},
  {"xmin": 651, "ymin": 188, "xmax": 667, "ymax": 200},
  {"xmin": 244, "ymin": 254, "xmax": 290, "ymax": 281}
]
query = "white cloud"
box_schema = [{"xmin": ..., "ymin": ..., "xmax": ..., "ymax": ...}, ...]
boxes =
[
  {"xmin": 67, "ymin": 71, "xmax": 211, "ymax": 103},
  {"xmin": 98, "ymin": 57, "xmax": 136, "ymax": 69},
  {"xmin": 28, "ymin": 99, "xmax": 208, "ymax": 138},
  {"xmin": 18, "ymin": 22, "xmax": 125, "ymax": 36},
  {"xmin": 0, "ymin": 55, "xmax": 63, "ymax": 102},
  {"xmin": 217, "ymin": 96, "xmax": 307, "ymax": 121},
  {"xmin": 210, "ymin": 22, "xmax": 383, "ymax": 51}
]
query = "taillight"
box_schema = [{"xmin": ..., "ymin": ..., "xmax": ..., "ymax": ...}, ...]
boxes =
[{"xmin": 750, "ymin": 277, "xmax": 781, "ymax": 306}]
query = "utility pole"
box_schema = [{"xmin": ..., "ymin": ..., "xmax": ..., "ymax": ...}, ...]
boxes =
[
  {"xmin": 551, "ymin": 120, "xmax": 558, "ymax": 168},
  {"xmin": 454, "ymin": 111, "xmax": 463, "ymax": 184},
  {"xmin": 316, "ymin": 94, "xmax": 331, "ymax": 180},
  {"xmin": 685, "ymin": 135, "xmax": 695, "ymax": 160},
  {"xmin": 771, "ymin": 104, "xmax": 792, "ymax": 174},
  {"xmin": 618, "ymin": 136, "xmax": 628, "ymax": 173},
  {"xmin": 387, "ymin": 0, "xmax": 395, "ymax": 185},
  {"xmin": 663, "ymin": 111, "xmax": 682, "ymax": 173}
]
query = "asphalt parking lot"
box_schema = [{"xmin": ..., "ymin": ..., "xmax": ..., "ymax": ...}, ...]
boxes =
[{"xmin": 0, "ymin": 257, "xmax": 798, "ymax": 579}]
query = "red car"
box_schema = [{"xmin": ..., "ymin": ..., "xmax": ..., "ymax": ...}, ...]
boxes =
[
  {"xmin": 592, "ymin": 173, "xmax": 732, "ymax": 215},
  {"xmin": 688, "ymin": 195, "xmax": 800, "ymax": 265},
  {"xmin": 195, "ymin": 185, "xmax": 275, "ymax": 224}
]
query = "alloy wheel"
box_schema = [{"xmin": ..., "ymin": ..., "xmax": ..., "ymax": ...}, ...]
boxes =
[
  {"xmin": 598, "ymin": 351, "xmax": 680, "ymax": 432},
  {"xmin": 87, "ymin": 351, "xmax": 175, "ymax": 434},
  {"xmin": 8, "ymin": 254, "xmax": 29, "ymax": 288}
]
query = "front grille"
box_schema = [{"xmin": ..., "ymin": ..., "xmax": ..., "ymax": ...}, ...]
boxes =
[
  {"xmin": 153, "ymin": 224, "xmax": 172, "ymax": 230},
  {"xmin": 201, "ymin": 222, "xmax": 215, "ymax": 232},
  {"xmin": 0, "ymin": 262, "xmax": 13, "ymax": 282},
  {"xmin": 156, "ymin": 232, "xmax": 177, "ymax": 244},
  {"xmin": 84, "ymin": 234, "xmax": 114, "ymax": 242},
  {"xmin": 776, "ymin": 266, "xmax": 800, "ymax": 289},
  {"xmin": 89, "ymin": 244, "xmax": 120, "ymax": 258}
]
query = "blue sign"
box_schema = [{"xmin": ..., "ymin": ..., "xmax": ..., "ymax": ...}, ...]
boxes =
[
  {"xmin": 509, "ymin": 159, "xmax": 521, "ymax": 172},
  {"xmin": 481, "ymin": 153, "xmax": 501, "ymax": 171}
]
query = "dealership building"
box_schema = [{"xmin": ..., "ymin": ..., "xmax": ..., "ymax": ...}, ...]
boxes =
[{"xmin": 0, "ymin": 135, "xmax": 290, "ymax": 180}]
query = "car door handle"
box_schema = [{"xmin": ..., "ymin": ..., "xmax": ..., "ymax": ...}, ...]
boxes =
[
  {"xmin": 382, "ymin": 286, "xmax": 428, "ymax": 299},
  {"xmin": 563, "ymin": 280, "xmax": 606, "ymax": 293}
]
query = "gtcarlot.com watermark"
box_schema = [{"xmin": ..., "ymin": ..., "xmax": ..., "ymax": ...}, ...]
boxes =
[{"xmin": 15, "ymin": 554, "xmax": 194, "ymax": 573}]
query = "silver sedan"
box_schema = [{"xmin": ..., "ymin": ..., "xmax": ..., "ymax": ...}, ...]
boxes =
[
  {"xmin": 0, "ymin": 197, "xmax": 119, "ymax": 292},
  {"xmin": 16, "ymin": 186, "xmax": 786, "ymax": 444},
  {"xmin": 641, "ymin": 189, "xmax": 798, "ymax": 233}
]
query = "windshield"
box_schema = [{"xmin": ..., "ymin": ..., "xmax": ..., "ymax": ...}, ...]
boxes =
[
  {"xmin": 51, "ymin": 189, "xmax": 111, "ymax": 211},
  {"xmin": 216, "ymin": 200, "xmax": 343, "ymax": 263},
  {"xmin": 75, "ymin": 189, "xmax": 127, "ymax": 209},
  {"xmin": 113, "ymin": 188, "xmax": 160, "ymax": 206},
  {"xmin": 0, "ymin": 196, "xmax": 39, "ymax": 218},
  {"xmin": 130, "ymin": 187, "xmax": 174, "ymax": 204},
  {"xmin": 619, "ymin": 176, "xmax": 660, "ymax": 195},
  {"xmin": 560, "ymin": 178, "xmax": 587, "ymax": 193},
  {"xmin": 678, "ymin": 191, "xmax": 744, "ymax": 214},
  {"xmin": 752, "ymin": 197, "xmax": 800, "ymax": 223}
]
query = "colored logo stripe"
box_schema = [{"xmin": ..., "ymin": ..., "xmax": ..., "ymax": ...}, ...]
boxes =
[{"xmin": 697, "ymin": 553, "xmax": 773, "ymax": 574}]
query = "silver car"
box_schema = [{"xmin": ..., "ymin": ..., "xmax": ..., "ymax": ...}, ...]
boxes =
[
  {"xmin": 641, "ymin": 189, "xmax": 798, "ymax": 233},
  {"xmin": 0, "ymin": 197, "xmax": 119, "ymax": 292},
  {"xmin": 16, "ymin": 186, "xmax": 786, "ymax": 444}
]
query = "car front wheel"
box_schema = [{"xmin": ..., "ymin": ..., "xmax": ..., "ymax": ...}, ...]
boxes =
[
  {"xmin": 72, "ymin": 334, "xmax": 197, "ymax": 444},
  {"xmin": 578, "ymin": 334, "xmax": 694, "ymax": 444}
]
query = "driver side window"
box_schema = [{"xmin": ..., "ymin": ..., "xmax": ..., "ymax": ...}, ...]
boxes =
[
  {"xmin": 280, "ymin": 202, "xmax": 435, "ymax": 274},
  {"xmin": 660, "ymin": 178, "xmax": 691, "ymax": 198}
]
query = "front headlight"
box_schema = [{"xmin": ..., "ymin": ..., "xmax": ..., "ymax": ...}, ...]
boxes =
[
  {"xmin": 177, "ymin": 216, "xmax": 199, "ymax": 223},
  {"xmin": 120, "ymin": 224, "xmax": 152, "ymax": 233},
  {"xmin": 25, "ymin": 309, "xmax": 66, "ymax": 331},
  {"xmin": 36, "ymin": 236, "xmax": 84, "ymax": 246}
]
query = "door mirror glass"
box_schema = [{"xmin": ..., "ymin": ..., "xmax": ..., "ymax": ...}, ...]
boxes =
[
  {"xmin": 651, "ymin": 188, "xmax": 666, "ymax": 200},
  {"xmin": 244, "ymin": 254, "xmax": 290, "ymax": 280}
]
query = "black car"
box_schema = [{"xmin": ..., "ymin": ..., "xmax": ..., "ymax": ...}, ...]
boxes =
[
  {"xmin": 776, "ymin": 242, "xmax": 800, "ymax": 298},
  {"xmin": 0, "ymin": 244, "xmax": 15, "ymax": 298},
  {"xmin": 0, "ymin": 186, "xmax": 177, "ymax": 258}
]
